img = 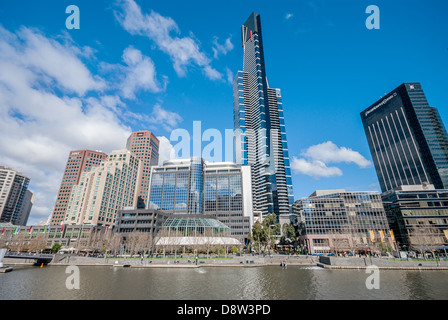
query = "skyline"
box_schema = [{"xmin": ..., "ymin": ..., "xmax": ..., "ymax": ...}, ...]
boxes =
[{"xmin": 1, "ymin": 0, "xmax": 447, "ymax": 225}]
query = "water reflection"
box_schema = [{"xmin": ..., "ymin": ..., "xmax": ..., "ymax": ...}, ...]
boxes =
[{"xmin": 1, "ymin": 266, "xmax": 448, "ymax": 300}]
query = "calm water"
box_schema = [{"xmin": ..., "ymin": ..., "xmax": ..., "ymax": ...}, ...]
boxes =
[{"xmin": 1, "ymin": 265, "xmax": 448, "ymax": 300}]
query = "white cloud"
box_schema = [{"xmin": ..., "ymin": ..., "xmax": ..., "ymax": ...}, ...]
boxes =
[
  {"xmin": 0, "ymin": 26, "xmax": 105, "ymax": 96},
  {"xmin": 0, "ymin": 25, "xmax": 180, "ymax": 225},
  {"xmin": 225, "ymin": 67, "xmax": 234, "ymax": 85},
  {"xmin": 114, "ymin": 0, "xmax": 222, "ymax": 80},
  {"xmin": 303, "ymin": 141, "xmax": 372, "ymax": 168},
  {"xmin": 291, "ymin": 141, "xmax": 371, "ymax": 178},
  {"xmin": 157, "ymin": 136, "xmax": 176, "ymax": 165},
  {"xmin": 212, "ymin": 36, "xmax": 234, "ymax": 59},
  {"xmin": 148, "ymin": 104, "xmax": 183, "ymax": 131},
  {"xmin": 285, "ymin": 13, "xmax": 294, "ymax": 20},
  {"xmin": 291, "ymin": 157, "xmax": 342, "ymax": 178},
  {"xmin": 120, "ymin": 46, "xmax": 167, "ymax": 99}
]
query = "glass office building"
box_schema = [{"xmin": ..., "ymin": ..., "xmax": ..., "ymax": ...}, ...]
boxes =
[
  {"xmin": 233, "ymin": 12, "xmax": 294, "ymax": 219},
  {"xmin": 382, "ymin": 184, "xmax": 448, "ymax": 251},
  {"xmin": 293, "ymin": 190, "xmax": 392, "ymax": 255},
  {"xmin": 147, "ymin": 158, "xmax": 253, "ymax": 241},
  {"xmin": 0, "ymin": 166, "xmax": 31, "ymax": 226},
  {"xmin": 361, "ymin": 83, "xmax": 448, "ymax": 193}
]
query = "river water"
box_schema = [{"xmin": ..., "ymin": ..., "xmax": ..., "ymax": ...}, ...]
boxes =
[{"xmin": 1, "ymin": 265, "xmax": 448, "ymax": 300}]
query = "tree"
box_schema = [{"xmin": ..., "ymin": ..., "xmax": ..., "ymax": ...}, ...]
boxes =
[
  {"xmin": 52, "ymin": 243, "xmax": 62, "ymax": 253},
  {"xmin": 28, "ymin": 233, "xmax": 48, "ymax": 253},
  {"xmin": 247, "ymin": 213, "xmax": 281, "ymax": 253},
  {"xmin": 262, "ymin": 213, "xmax": 281, "ymax": 252},
  {"xmin": 280, "ymin": 223, "xmax": 296, "ymax": 246}
]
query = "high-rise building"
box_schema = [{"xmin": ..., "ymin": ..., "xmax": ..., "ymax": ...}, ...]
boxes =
[
  {"xmin": 293, "ymin": 190, "xmax": 392, "ymax": 255},
  {"xmin": 382, "ymin": 184, "xmax": 448, "ymax": 251},
  {"xmin": 64, "ymin": 149, "xmax": 140, "ymax": 227},
  {"xmin": 50, "ymin": 149, "xmax": 107, "ymax": 225},
  {"xmin": 233, "ymin": 12, "xmax": 294, "ymax": 219},
  {"xmin": 0, "ymin": 166, "xmax": 32, "ymax": 225},
  {"xmin": 147, "ymin": 158, "xmax": 253, "ymax": 241},
  {"xmin": 16, "ymin": 190, "xmax": 34, "ymax": 226},
  {"xmin": 126, "ymin": 131, "xmax": 159, "ymax": 208},
  {"xmin": 361, "ymin": 83, "xmax": 448, "ymax": 193}
]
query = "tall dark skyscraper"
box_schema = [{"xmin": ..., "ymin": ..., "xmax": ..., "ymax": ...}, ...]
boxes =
[
  {"xmin": 361, "ymin": 82, "xmax": 448, "ymax": 193},
  {"xmin": 233, "ymin": 12, "xmax": 294, "ymax": 218}
]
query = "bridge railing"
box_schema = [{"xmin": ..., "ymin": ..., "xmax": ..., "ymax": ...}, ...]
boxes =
[{"xmin": 4, "ymin": 251, "xmax": 54, "ymax": 259}]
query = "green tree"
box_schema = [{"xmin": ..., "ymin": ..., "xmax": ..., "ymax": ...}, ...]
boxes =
[
  {"xmin": 250, "ymin": 220, "xmax": 266, "ymax": 253},
  {"xmin": 262, "ymin": 213, "xmax": 281, "ymax": 252},
  {"xmin": 51, "ymin": 243, "xmax": 62, "ymax": 253},
  {"xmin": 280, "ymin": 222, "xmax": 296, "ymax": 245}
]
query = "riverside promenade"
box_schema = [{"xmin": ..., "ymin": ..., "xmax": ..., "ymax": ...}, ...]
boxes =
[
  {"xmin": 2, "ymin": 253, "xmax": 317, "ymax": 268},
  {"xmin": 317, "ymin": 256, "xmax": 448, "ymax": 270},
  {"xmin": 4, "ymin": 254, "xmax": 448, "ymax": 270}
]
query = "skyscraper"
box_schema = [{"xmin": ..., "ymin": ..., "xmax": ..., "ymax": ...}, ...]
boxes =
[
  {"xmin": 64, "ymin": 149, "xmax": 140, "ymax": 227},
  {"xmin": 50, "ymin": 149, "xmax": 107, "ymax": 225},
  {"xmin": 361, "ymin": 83, "xmax": 448, "ymax": 193},
  {"xmin": 126, "ymin": 130, "xmax": 159, "ymax": 208},
  {"xmin": 0, "ymin": 166, "xmax": 31, "ymax": 225},
  {"xmin": 233, "ymin": 12, "xmax": 294, "ymax": 219},
  {"xmin": 147, "ymin": 158, "xmax": 253, "ymax": 241}
]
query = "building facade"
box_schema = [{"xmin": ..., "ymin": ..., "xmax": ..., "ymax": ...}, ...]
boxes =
[
  {"xmin": 382, "ymin": 184, "xmax": 448, "ymax": 251},
  {"xmin": 361, "ymin": 82, "xmax": 448, "ymax": 193},
  {"xmin": 64, "ymin": 149, "xmax": 140, "ymax": 227},
  {"xmin": 233, "ymin": 12, "xmax": 294, "ymax": 219},
  {"xmin": 115, "ymin": 208, "xmax": 170, "ymax": 235},
  {"xmin": 16, "ymin": 190, "xmax": 34, "ymax": 226},
  {"xmin": 0, "ymin": 166, "xmax": 32, "ymax": 226},
  {"xmin": 126, "ymin": 131, "xmax": 159, "ymax": 208},
  {"xmin": 293, "ymin": 190, "xmax": 392, "ymax": 255},
  {"xmin": 50, "ymin": 149, "xmax": 107, "ymax": 225},
  {"xmin": 0, "ymin": 222, "xmax": 111, "ymax": 251},
  {"xmin": 147, "ymin": 158, "xmax": 253, "ymax": 241}
]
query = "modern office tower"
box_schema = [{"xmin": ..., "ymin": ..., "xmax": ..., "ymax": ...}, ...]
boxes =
[
  {"xmin": 361, "ymin": 82, "xmax": 448, "ymax": 193},
  {"xmin": 115, "ymin": 208, "xmax": 170, "ymax": 234},
  {"xmin": 16, "ymin": 190, "xmax": 34, "ymax": 226},
  {"xmin": 293, "ymin": 190, "xmax": 392, "ymax": 255},
  {"xmin": 382, "ymin": 184, "xmax": 448, "ymax": 252},
  {"xmin": 50, "ymin": 149, "xmax": 107, "ymax": 225},
  {"xmin": 0, "ymin": 166, "xmax": 31, "ymax": 225},
  {"xmin": 126, "ymin": 131, "xmax": 159, "ymax": 208},
  {"xmin": 233, "ymin": 12, "xmax": 294, "ymax": 219},
  {"xmin": 147, "ymin": 157, "xmax": 253, "ymax": 241},
  {"xmin": 64, "ymin": 149, "xmax": 140, "ymax": 227}
]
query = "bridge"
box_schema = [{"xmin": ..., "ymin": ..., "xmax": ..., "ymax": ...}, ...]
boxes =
[{"xmin": 2, "ymin": 251, "xmax": 54, "ymax": 266}]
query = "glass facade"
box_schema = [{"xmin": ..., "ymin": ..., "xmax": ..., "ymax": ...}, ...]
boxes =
[
  {"xmin": 233, "ymin": 12, "xmax": 294, "ymax": 218},
  {"xmin": 382, "ymin": 186, "xmax": 448, "ymax": 250},
  {"xmin": 294, "ymin": 190, "xmax": 392, "ymax": 254},
  {"xmin": 147, "ymin": 158, "xmax": 252, "ymax": 240},
  {"xmin": 0, "ymin": 167, "xmax": 30, "ymax": 225},
  {"xmin": 161, "ymin": 216, "xmax": 231, "ymax": 237},
  {"xmin": 361, "ymin": 83, "xmax": 448, "ymax": 193}
]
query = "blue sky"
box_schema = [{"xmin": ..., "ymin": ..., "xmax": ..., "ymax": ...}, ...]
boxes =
[{"xmin": 1, "ymin": 0, "xmax": 447, "ymax": 225}]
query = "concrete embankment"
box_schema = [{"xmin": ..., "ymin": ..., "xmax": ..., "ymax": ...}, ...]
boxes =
[
  {"xmin": 317, "ymin": 256, "xmax": 448, "ymax": 270},
  {"xmin": 22, "ymin": 254, "xmax": 319, "ymax": 268},
  {"xmin": 6, "ymin": 254, "xmax": 448, "ymax": 271}
]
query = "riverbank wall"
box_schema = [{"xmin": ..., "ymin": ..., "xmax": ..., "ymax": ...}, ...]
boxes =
[
  {"xmin": 318, "ymin": 256, "xmax": 448, "ymax": 270},
  {"xmin": 2, "ymin": 254, "xmax": 318, "ymax": 268},
  {"xmin": 4, "ymin": 254, "xmax": 448, "ymax": 270}
]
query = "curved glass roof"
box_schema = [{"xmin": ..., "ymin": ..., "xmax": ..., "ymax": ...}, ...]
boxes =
[{"xmin": 162, "ymin": 216, "xmax": 230, "ymax": 236}]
